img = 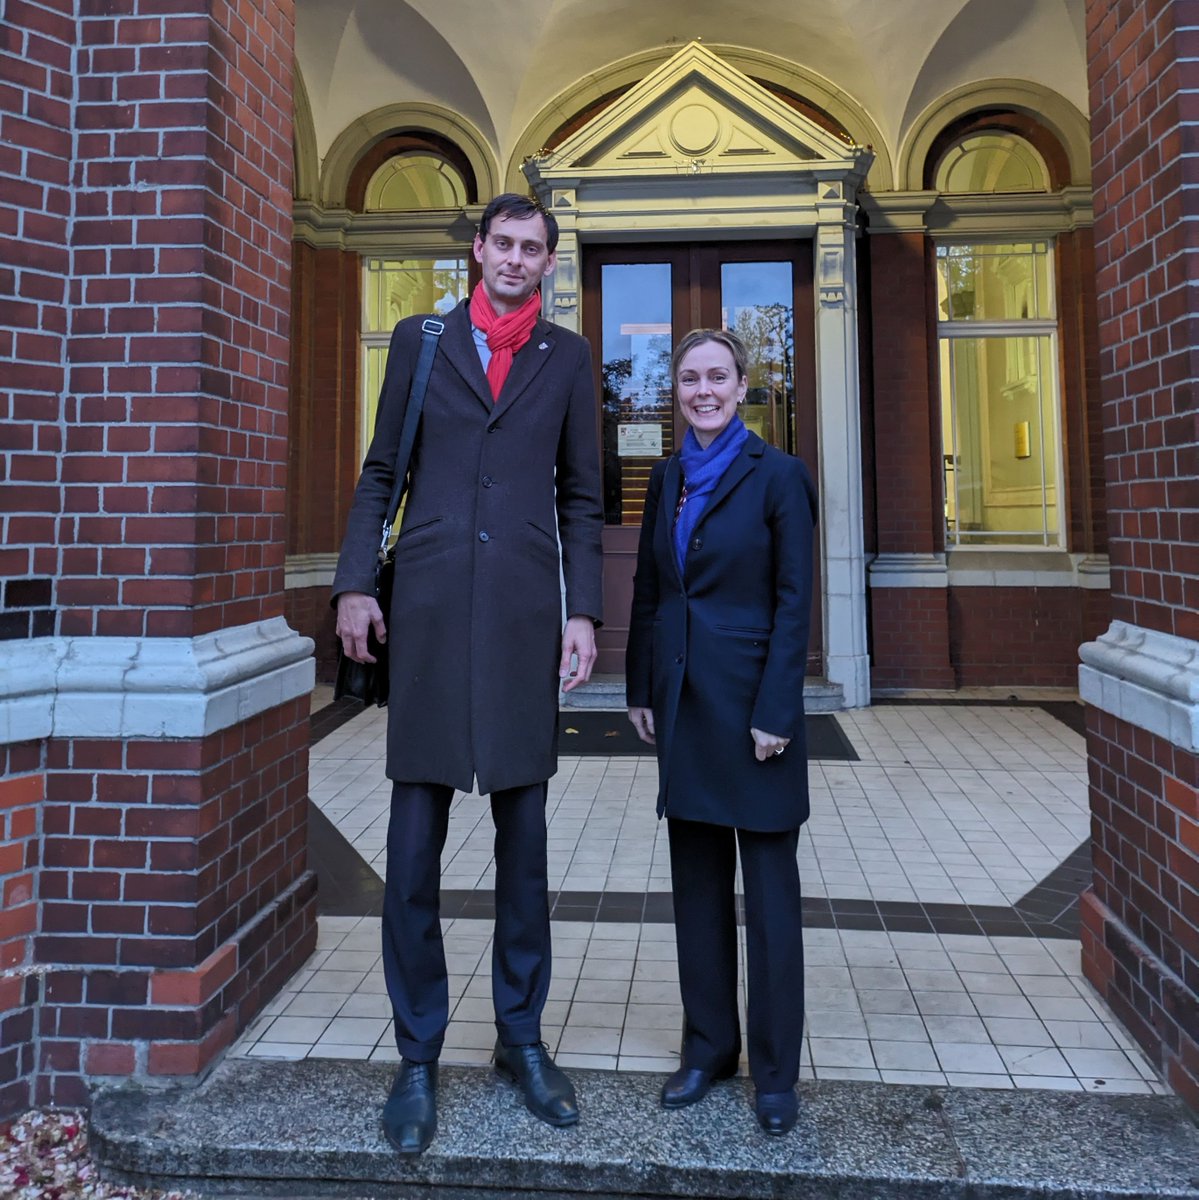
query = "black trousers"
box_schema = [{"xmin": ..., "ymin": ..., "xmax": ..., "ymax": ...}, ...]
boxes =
[
  {"xmin": 668, "ymin": 817, "xmax": 805, "ymax": 1093},
  {"xmin": 382, "ymin": 780, "xmax": 551, "ymax": 1061}
]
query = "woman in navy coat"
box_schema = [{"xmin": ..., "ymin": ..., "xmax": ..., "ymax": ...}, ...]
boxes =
[{"xmin": 626, "ymin": 328, "xmax": 817, "ymax": 1135}]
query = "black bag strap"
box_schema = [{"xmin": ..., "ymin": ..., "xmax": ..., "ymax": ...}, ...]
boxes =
[{"xmin": 380, "ymin": 317, "xmax": 444, "ymax": 551}]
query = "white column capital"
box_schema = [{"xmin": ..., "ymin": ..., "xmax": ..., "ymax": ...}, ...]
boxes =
[
  {"xmin": 1079, "ymin": 620, "xmax": 1199, "ymax": 752},
  {"xmin": 0, "ymin": 618, "xmax": 315, "ymax": 746}
]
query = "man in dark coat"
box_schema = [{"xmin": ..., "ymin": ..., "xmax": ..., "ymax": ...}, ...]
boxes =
[{"xmin": 333, "ymin": 194, "xmax": 603, "ymax": 1154}]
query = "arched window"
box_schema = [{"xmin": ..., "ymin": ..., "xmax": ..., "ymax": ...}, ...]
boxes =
[
  {"xmin": 356, "ymin": 142, "xmax": 475, "ymax": 453},
  {"xmin": 363, "ymin": 153, "xmax": 469, "ymax": 211},
  {"xmin": 932, "ymin": 131, "xmax": 1062, "ymax": 547},
  {"xmin": 934, "ymin": 132, "xmax": 1050, "ymax": 195}
]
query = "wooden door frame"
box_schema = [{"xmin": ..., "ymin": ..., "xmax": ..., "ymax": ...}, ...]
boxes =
[{"xmin": 582, "ymin": 239, "xmax": 821, "ymax": 676}]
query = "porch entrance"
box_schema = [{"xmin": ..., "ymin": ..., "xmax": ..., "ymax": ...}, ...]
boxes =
[{"xmin": 581, "ymin": 240, "xmax": 820, "ymax": 676}]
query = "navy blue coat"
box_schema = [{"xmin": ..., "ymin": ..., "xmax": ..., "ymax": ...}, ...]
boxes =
[{"xmin": 625, "ymin": 433, "xmax": 818, "ymax": 831}]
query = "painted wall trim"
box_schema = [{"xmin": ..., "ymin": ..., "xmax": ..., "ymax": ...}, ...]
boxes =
[
  {"xmin": 867, "ymin": 551, "xmax": 1109, "ymax": 589},
  {"xmin": 285, "ymin": 553, "xmax": 340, "ymax": 591},
  {"xmin": 868, "ymin": 553, "xmax": 948, "ymax": 588},
  {"xmin": 1079, "ymin": 620, "xmax": 1199, "ymax": 753},
  {"xmin": 0, "ymin": 619, "xmax": 315, "ymax": 745}
]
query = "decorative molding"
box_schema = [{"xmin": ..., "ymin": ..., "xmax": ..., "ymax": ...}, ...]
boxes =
[
  {"xmin": 867, "ymin": 551, "xmax": 1110, "ymax": 590},
  {"xmin": 945, "ymin": 550, "xmax": 1110, "ymax": 589},
  {"xmin": 1079, "ymin": 621, "xmax": 1199, "ymax": 753},
  {"xmin": 319, "ymin": 103, "xmax": 499, "ymax": 209},
  {"xmin": 506, "ymin": 42, "xmax": 893, "ymax": 193},
  {"xmin": 0, "ymin": 619, "xmax": 315, "ymax": 746},
  {"xmin": 868, "ymin": 553, "xmax": 949, "ymax": 589},
  {"xmin": 285, "ymin": 553, "xmax": 340, "ymax": 591},
  {"xmin": 897, "ymin": 79, "xmax": 1093, "ymax": 191},
  {"xmin": 860, "ymin": 191, "xmax": 939, "ymax": 233},
  {"xmin": 292, "ymin": 202, "xmax": 483, "ymax": 254},
  {"xmin": 527, "ymin": 42, "xmax": 873, "ymax": 188},
  {"xmin": 925, "ymin": 187, "xmax": 1093, "ymax": 236},
  {"xmin": 292, "ymin": 63, "xmax": 320, "ymax": 204}
]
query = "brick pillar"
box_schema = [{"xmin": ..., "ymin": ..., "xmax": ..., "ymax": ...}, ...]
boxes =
[
  {"xmin": 862, "ymin": 207, "xmax": 955, "ymax": 690},
  {"xmin": 283, "ymin": 242, "xmax": 360, "ymax": 682},
  {"xmin": 1081, "ymin": 0, "xmax": 1199, "ymax": 1108},
  {"xmin": 0, "ymin": 1, "xmax": 315, "ymax": 1114},
  {"xmin": 0, "ymin": 0, "xmax": 73, "ymax": 1117}
]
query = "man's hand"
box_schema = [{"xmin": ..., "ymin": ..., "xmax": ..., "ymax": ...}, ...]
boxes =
[
  {"xmin": 628, "ymin": 706, "xmax": 656, "ymax": 745},
  {"xmin": 559, "ymin": 615, "xmax": 597, "ymax": 693},
  {"xmin": 336, "ymin": 591, "xmax": 386, "ymax": 663},
  {"xmin": 751, "ymin": 727, "xmax": 791, "ymax": 762}
]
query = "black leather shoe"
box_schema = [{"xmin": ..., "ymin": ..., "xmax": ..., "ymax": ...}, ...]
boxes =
[
  {"xmin": 755, "ymin": 1087, "xmax": 798, "ymax": 1135},
  {"xmin": 494, "ymin": 1040, "xmax": 579, "ymax": 1127},
  {"xmin": 381, "ymin": 1059, "xmax": 438, "ymax": 1154},
  {"xmin": 660, "ymin": 1060, "xmax": 739, "ymax": 1109}
]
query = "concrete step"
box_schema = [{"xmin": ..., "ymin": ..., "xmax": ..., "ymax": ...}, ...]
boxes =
[
  {"xmin": 90, "ymin": 1058, "xmax": 1199, "ymax": 1199},
  {"xmin": 562, "ymin": 676, "xmax": 845, "ymax": 712}
]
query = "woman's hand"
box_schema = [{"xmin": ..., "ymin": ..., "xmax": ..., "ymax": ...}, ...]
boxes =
[
  {"xmin": 751, "ymin": 727, "xmax": 790, "ymax": 762},
  {"xmin": 628, "ymin": 706, "xmax": 656, "ymax": 745}
]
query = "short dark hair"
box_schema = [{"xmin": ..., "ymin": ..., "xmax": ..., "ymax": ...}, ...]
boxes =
[
  {"xmin": 477, "ymin": 193, "xmax": 559, "ymax": 253},
  {"xmin": 671, "ymin": 328, "xmax": 749, "ymax": 383}
]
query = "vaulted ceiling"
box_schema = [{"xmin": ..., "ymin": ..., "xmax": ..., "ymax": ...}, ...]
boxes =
[{"xmin": 295, "ymin": 0, "xmax": 1087, "ymax": 185}]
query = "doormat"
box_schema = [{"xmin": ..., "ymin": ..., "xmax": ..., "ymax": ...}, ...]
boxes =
[{"xmin": 558, "ymin": 710, "xmax": 858, "ymax": 761}]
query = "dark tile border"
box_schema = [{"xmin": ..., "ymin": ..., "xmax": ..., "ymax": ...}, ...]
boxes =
[{"xmin": 307, "ymin": 696, "xmax": 1089, "ymax": 937}]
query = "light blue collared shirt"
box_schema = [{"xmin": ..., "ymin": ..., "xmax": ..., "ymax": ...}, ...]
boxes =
[{"xmin": 471, "ymin": 324, "xmax": 492, "ymax": 371}]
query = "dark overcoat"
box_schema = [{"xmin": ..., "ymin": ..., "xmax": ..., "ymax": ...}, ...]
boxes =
[
  {"xmin": 332, "ymin": 300, "xmax": 603, "ymax": 795},
  {"xmin": 625, "ymin": 433, "xmax": 818, "ymax": 831}
]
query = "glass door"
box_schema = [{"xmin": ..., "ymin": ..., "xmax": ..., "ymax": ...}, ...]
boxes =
[{"xmin": 583, "ymin": 242, "xmax": 820, "ymax": 676}]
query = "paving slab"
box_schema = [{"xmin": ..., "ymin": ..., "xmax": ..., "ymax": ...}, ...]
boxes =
[{"xmin": 89, "ymin": 1058, "xmax": 1199, "ymax": 1199}]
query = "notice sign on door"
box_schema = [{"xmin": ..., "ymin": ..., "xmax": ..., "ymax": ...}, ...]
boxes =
[{"xmin": 618, "ymin": 423, "xmax": 663, "ymax": 457}]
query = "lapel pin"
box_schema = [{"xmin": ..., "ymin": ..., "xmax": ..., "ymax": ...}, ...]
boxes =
[{"xmin": 538, "ymin": 341, "xmax": 548, "ymax": 350}]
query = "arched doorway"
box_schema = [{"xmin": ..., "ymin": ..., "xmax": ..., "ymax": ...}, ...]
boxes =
[{"xmin": 525, "ymin": 41, "xmax": 874, "ymax": 705}]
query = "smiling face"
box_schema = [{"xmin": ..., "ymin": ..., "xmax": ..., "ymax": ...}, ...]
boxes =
[
  {"xmin": 473, "ymin": 212, "xmax": 556, "ymax": 314},
  {"xmin": 675, "ymin": 337, "xmax": 747, "ymax": 448}
]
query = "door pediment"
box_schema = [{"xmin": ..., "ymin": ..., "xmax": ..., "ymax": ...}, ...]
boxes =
[{"xmin": 535, "ymin": 41, "xmax": 866, "ymax": 178}]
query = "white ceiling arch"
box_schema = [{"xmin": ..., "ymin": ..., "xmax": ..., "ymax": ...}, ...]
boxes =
[{"xmin": 296, "ymin": 0, "xmax": 1089, "ymax": 194}]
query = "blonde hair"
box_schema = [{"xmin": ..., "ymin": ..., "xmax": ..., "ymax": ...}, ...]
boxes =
[{"xmin": 670, "ymin": 328, "xmax": 749, "ymax": 383}]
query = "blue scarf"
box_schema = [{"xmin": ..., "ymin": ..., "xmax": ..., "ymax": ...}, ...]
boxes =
[{"xmin": 673, "ymin": 415, "xmax": 749, "ymax": 573}]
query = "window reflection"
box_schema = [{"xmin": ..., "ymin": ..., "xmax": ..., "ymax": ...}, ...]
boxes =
[
  {"xmin": 937, "ymin": 242, "xmax": 1061, "ymax": 546},
  {"xmin": 600, "ymin": 264, "xmax": 673, "ymax": 525},
  {"xmin": 722, "ymin": 262, "xmax": 795, "ymax": 453}
]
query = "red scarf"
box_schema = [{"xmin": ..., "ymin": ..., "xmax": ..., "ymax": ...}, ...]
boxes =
[{"xmin": 469, "ymin": 286, "xmax": 541, "ymax": 402}]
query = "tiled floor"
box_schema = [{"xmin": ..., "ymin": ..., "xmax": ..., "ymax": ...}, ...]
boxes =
[{"xmin": 232, "ymin": 697, "xmax": 1168, "ymax": 1096}]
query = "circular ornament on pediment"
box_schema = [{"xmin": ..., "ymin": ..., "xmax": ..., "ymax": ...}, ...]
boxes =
[{"xmin": 668, "ymin": 104, "xmax": 721, "ymax": 156}]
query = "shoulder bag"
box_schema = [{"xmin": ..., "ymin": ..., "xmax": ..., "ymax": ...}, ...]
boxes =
[{"xmin": 334, "ymin": 317, "xmax": 444, "ymax": 706}]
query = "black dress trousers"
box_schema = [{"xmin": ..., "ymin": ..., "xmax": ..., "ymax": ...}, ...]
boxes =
[
  {"xmin": 668, "ymin": 817, "xmax": 805, "ymax": 1093},
  {"xmin": 382, "ymin": 779, "xmax": 551, "ymax": 1061}
]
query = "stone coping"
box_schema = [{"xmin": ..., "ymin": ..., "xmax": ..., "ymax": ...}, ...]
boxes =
[{"xmin": 89, "ymin": 1059, "xmax": 1199, "ymax": 1199}]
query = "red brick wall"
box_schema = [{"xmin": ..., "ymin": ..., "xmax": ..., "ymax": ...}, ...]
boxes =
[
  {"xmin": 1082, "ymin": 708, "xmax": 1198, "ymax": 1108},
  {"xmin": 870, "ymin": 589, "xmax": 955, "ymax": 690},
  {"xmin": 0, "ymin": 0, "xmax": 313, "ymax": 1116},
  {"xmin": 869, "ymin": 232, "xmax": 940, "ymax": 556},
  {"xmin": 285, "ymin": 585, "xmax": 339, "ymax": 682},
  {"xmin": 58, "ymin": 0, "xmax": 297, "ymax": 641},
  {"xmin": 1088, "ymin": 0, "xmax": 1199, "ymax": 643},
  {"xmin": 285, "ymin": 243, "xmax": 360, "ymax": 670},
  {"xmin": 1086, "ymin": 0, "xmax": 1199, "ymax": 1107},
  {"xmin": 32, "ymin": 698, "xmax": 315, "ymax": 1106},
  {"xmin": 1057, "ymin": 231, "xmax": 1107, "ymax": 555},
  {"xmin": 948, "ymin": 586, "xmax": 1110, "ymax": 687},
  {"xmin": 0, "ymin": 0, "xmax": 72, "ymax": 642},
  {"xmin": 0, "ymin": 756, "xmax": 43, "ymax": 1116}
]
